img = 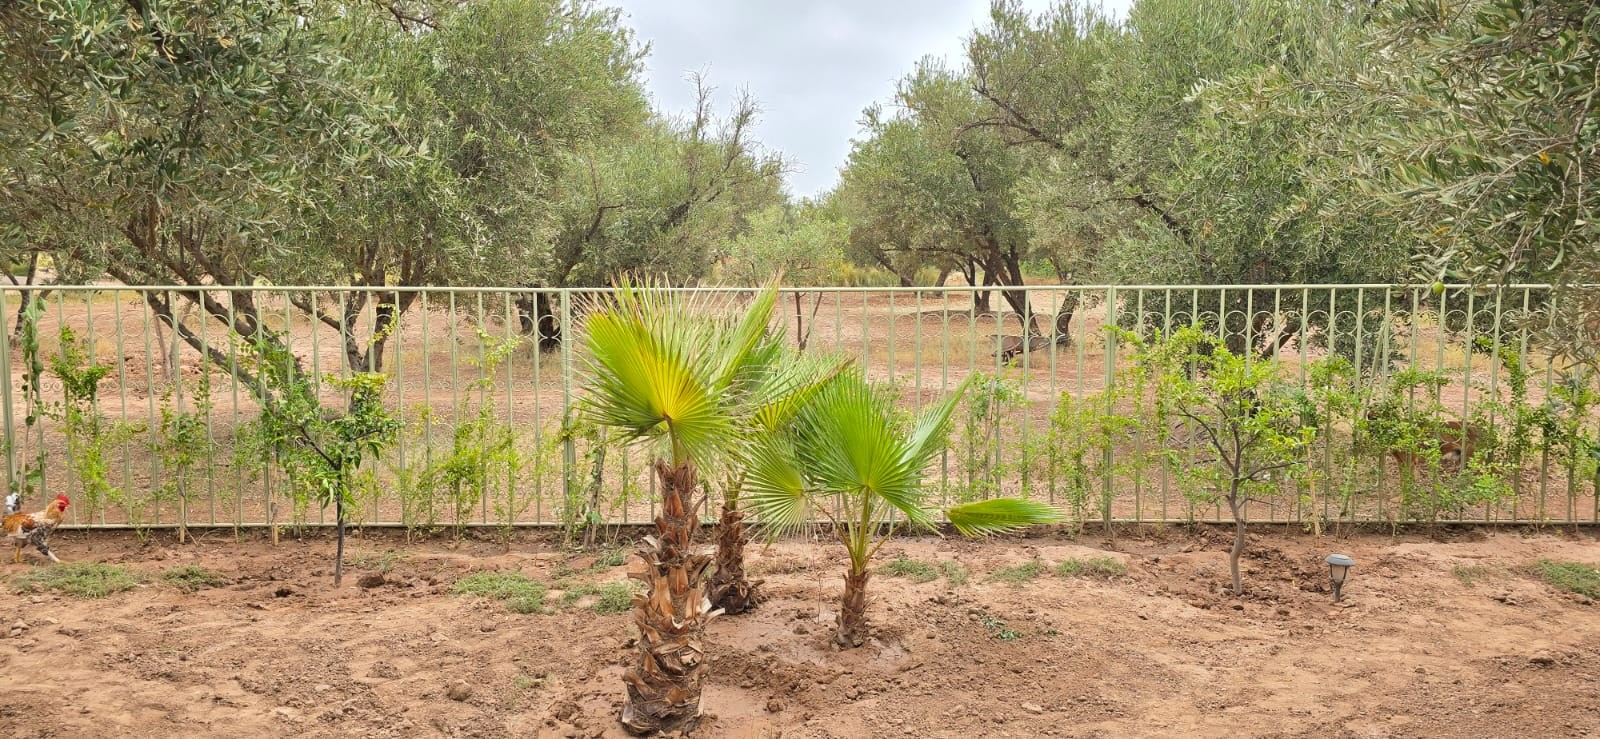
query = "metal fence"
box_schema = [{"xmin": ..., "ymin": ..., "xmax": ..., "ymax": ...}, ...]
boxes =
[{"xmin": 2, "ymin": 283, "xmax": 1595, "ymax": 532}]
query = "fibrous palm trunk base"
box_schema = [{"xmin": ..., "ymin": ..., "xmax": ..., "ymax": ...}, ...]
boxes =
[
  {"xmin": 620, "ymin": 460, "xmax": 720, "ymax": 736},
  {"xmin": 709, "ymin": 501, "xmax": 762, "ymax": 615},
  {"xmin": 834, "ymin": 569, "xmax": 871, "ymax": 648}
]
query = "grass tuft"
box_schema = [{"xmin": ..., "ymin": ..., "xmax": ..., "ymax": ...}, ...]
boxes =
[
  {"xmin": 348, "ymin": 550, "xmax": 410, "ymax": 574},
  {"xmin": 1450, "ymin": 564, "xmax": 1492, "ymax": 587},
  {"xmin": 592, "ymin": 548, "xmax": 628, "ymax": 570},
  {"xmin": 161, "ymin": 565, "xmax": 230, "ymax": 592},
  {"xmin": 987, "ymin": 559, "xmax": 1046, "ymax": 586},
  {"xmin": 1056, "ymin": 556, "xmax": 1127, "ymax": 579},
  {"xmin": 878, "ymin": 556, "xmax": 940, "ymax": 583},
  {"xmin": 13, "ymin": 562, "xmax": 141, "ymax": 598},
  {"xmin": 1535, "ymin": 559, "xmax": 1600, "ymax": 599},
  {"xmin": 940, "ymin": 560, "xmax": 971, "ymax": 587},
  {"xmin": 559, "ymin": 581, "xmax": 637, "ymax": 614},
  {"xmin": 453, "ymin": 571, "xmax": 548, "ymax": 614}
]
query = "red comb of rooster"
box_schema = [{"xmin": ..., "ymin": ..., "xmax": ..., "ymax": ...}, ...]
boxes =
[{"xmin": 55, "ymin": 493, "xmax": 69, "ymax": 506}]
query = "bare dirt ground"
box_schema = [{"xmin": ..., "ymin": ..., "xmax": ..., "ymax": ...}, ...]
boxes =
[{"xmin": 2, "ymin": 526, "xmax": 1598, "ymax": 738}]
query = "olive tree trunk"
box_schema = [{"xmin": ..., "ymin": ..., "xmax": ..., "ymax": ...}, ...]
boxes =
[{"xmin": 620, "ymin": 460, "xmax": 719, "ymax": 735}]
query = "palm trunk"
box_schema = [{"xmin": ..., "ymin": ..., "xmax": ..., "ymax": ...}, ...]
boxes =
[
  {"xmin": 709, "ymin": 500, "xmax": 761, "ymax": 614},
  {"xmin": 621, "ymin": 460, "xmax": 718, "ymax": 735},
  {"xmin": 835, "ymin": 568, "xmax": 871, "ymax": 648}
]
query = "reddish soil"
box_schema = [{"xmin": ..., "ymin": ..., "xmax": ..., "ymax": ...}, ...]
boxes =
[{"xmin": 2, "ymin": 526, "xmax": 1597, "ymax": 738}]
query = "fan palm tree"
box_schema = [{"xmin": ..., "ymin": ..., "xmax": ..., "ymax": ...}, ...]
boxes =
[
  {"xmin": 746, "ymin": 368, "xmax": 1063, "ymax": 647},
  {"xmin": 579, "ymin": 279, "xmax": 828, "ymax": 734}
]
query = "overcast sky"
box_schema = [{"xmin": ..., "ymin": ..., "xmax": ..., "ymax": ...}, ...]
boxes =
[{"xmin": 610, "ymin": 0, "xmax": 1133, "ymax": 199}]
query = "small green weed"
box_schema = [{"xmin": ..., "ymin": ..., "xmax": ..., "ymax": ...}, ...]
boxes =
[
  {"xmin": 559, "ymin": 581, "xmax": 637, "ymax": 614},
  {"xmin": 590, "ymin": 582, "xmax": 635, "ymax": 614},
  {"xmin": 1450, "ymin": 564, "xmax": 1492, "ymax": 587},
  {"xmin": 513, "ymin": 672, "xmax": 546, "ymax": 691},
  {"xmin": 349, "ymin": 550, "xmax": 410, "ymax": 574},
  {"xmin": 453, "ymin": 571, "xmax": 548, "ymax": 614},
  {"xmin": 1056, "ymin": 556, "xmax": 1127, "ymax": 579},
  {"xmin": 1535, "ymin": 559, "xmax": 1600, "ymax": 599},
  {"xmin": 592, "ymin": 548, "xmax": 627, "ymax": 570},
  {"xmin": 161, "ymin": 565, "xmax": 230, "ymax": 592},
  {"xmin": 940, "ymin": 560, "xmax": 970, "ymax": 586},
  {"xmin": 979, "ymin": 613, "xmax": 1022, "ymax": 641},
  {"xmin": 879, "ymin": 556, "xmax": 940, "ymax": 583},
  {"xmin": 13, "ymin": 562, "xmax": 141, "ymax": 598},
  {"xmin": 988, "ymin": 559, "xmax": 1046, "ymax": 586}
]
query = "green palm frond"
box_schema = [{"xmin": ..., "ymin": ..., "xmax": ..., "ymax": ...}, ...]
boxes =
[
  {"xmin": 708, "ymin": 286, "xmax": 779, "ymax": 393},
  {"xmin": 743, "ymin": 436, "xmax": 813, "ymax": 539},
  {"xmin": 944, "ymin": 498, "xmax": 1064, "ymax": 537},
  {"xmin": 791, "ymin": 369, "xmax": 939, "ymax": 529},
  {"xmin": 904, "ymin": 375, "xmax": 974, "ymax": 464},
  {"xmin": 579, "ymin": 277, "xmax": 783, "ymax": 467},
  {"xmin": 750, "ymin": 353, "xmax": 851, "ymax": 434}
]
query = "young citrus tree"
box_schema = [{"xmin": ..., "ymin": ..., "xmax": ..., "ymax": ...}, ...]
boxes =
[
  {"xmin": 1144, "ymin": 327, "xmax": 1314, "ymax": 596},
  {"xmin": 243, "ymin": 338, "xmax": 401, "ymax": 587},
  {"xmin": 746, "ymin": 368, "xmax": 1062, "ymax": 647},
  {"xmin": 579, "ymin": 280, "xmax": 828, "ymax": 734}
]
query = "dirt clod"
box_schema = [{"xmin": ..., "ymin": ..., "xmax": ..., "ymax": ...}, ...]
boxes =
[
  {"xmin": 357, "ymin": 573, "xmax": 386, "ymax": 589},
  {"xmin": 445, "ymin": 680, "xmax": 472, "ymax": 701}
]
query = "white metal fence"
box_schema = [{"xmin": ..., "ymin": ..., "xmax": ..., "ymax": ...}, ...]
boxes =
[{"xmin": 2, "ymin": 283, "xmax": 1594, "ymax": 532}]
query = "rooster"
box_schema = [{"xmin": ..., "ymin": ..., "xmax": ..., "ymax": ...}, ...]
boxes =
[{"xmin": 4, "ymin": 494, "xmax": 69, "ymax": 563}]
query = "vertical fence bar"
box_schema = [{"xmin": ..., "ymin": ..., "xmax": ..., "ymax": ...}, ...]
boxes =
[
  {"xmin": 1160, "ymin": 289, "xmax": 1173, "ymax": 520},
  {"xmin": 940, "ymin": 289, "xmax": 950, "ymax": 506},
  {"xmin": 1102, "ymin": 286, "xmax": 1117, "ymax": 530},
  {"xmin": 1460, "ymin": 291, "xmax": 1476, "ymax": 521},
  {"xmin": 394, "ymin": 289, "xmax": 408, "ymax": 528},
  {"xmin": 1132, "ymin": 289, "xmax": 1145, "ymax": 523},
  {"xmin": 0, "ymin": 288, "xmax": 12, "ymax": 497},
  {"xmin": 1486, "ymin": 288, "xmax": 1505, "ymax": 522},
  {"xmin": 560, "ymin": 290, "xmax": 576, "ymax": 523},
  {"xmin": 531, "ymin": 290, "xmax": 545, "ymax": 525}
]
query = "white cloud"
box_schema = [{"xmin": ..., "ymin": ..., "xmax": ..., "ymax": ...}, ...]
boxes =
[{"xmin": 611, "ymin": 0, "xmax": 1132, "ymax": 198}]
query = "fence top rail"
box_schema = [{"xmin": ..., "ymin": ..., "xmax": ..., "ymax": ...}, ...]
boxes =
[{"xmin": 0, "ymin": 282, "xmax": 1566, "ymax": 294}]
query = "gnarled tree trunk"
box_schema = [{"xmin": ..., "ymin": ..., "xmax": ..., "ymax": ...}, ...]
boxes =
[
  {"xmin": 709, "ymin": 501, "xmax": 761, "ymax": 614},
  {"xmin": 835, "ymin": 568, "xmax": 871, "ymax": 648},
  {"xmin": 621, "ymin": 461, "xmax": 718, "ymax": 735}
]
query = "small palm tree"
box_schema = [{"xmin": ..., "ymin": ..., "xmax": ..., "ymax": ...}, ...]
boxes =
[
  {"xmin": 705, "ymin": 335, "xmax": 840, "ymax": 615},
  {"xmin": 580, "ymin": 279, "xmax": 827, "ymax": 734},
  {"xmin": 747, "ymin": 368, "xmax": 1062, "ymax": 647}
]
